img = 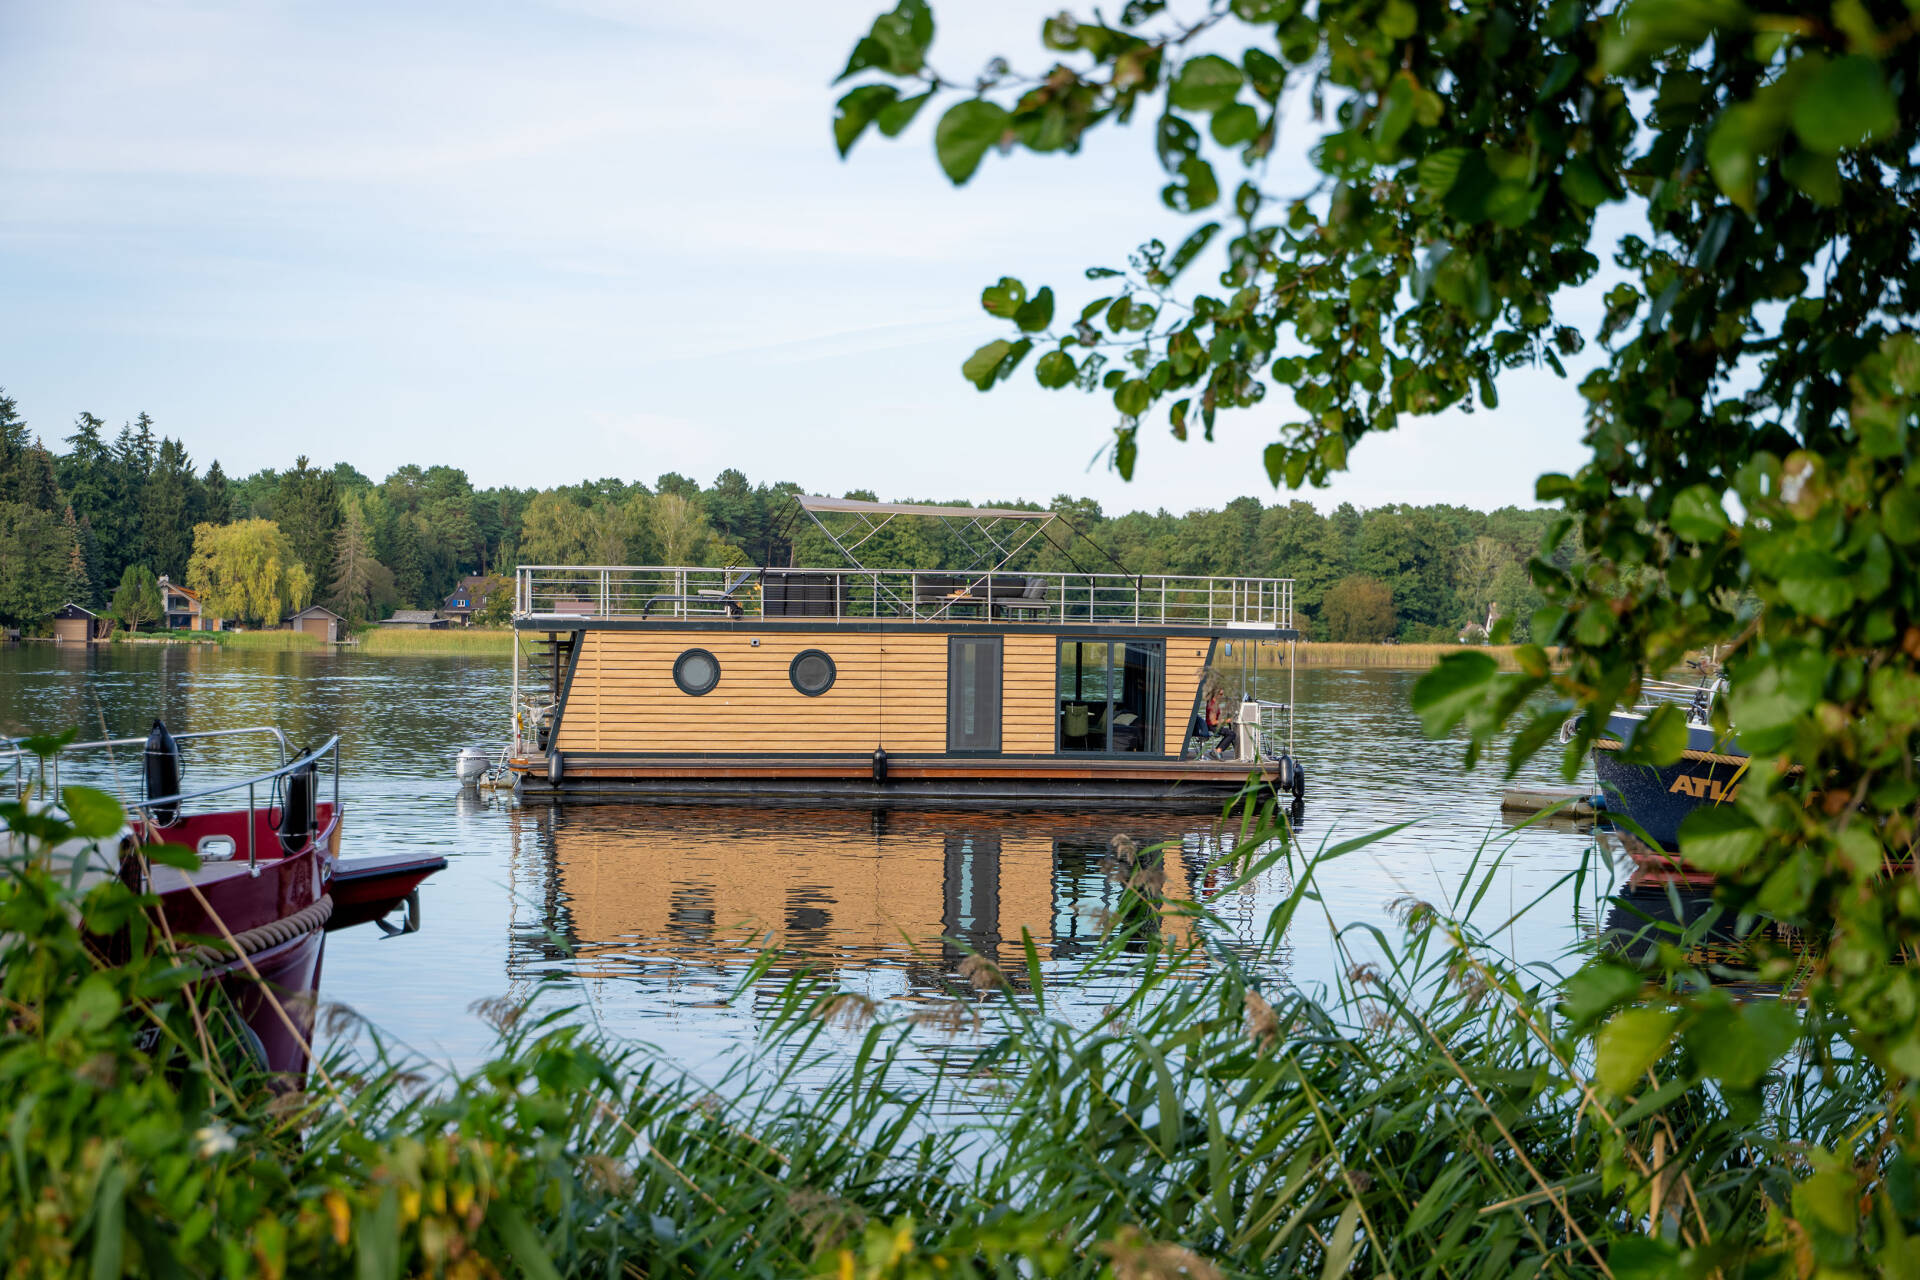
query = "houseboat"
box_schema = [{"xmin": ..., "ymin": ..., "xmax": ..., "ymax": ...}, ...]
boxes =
[{"xmin": 505, "ymin": 497, "xmax": 1306, "ymax": 810}]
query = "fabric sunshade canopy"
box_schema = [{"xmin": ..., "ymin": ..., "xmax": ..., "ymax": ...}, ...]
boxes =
[{"xmin": 797, "ymin": 495, "xmax": 1057, "ymax": 521}]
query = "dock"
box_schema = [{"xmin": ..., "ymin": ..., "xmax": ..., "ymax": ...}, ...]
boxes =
[{"xmin": 1501, "ymin": 786, "xmax": 1597, "ymax": 818}]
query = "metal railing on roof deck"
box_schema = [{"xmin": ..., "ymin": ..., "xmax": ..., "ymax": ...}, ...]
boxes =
[{"xmin": 513, "ymin": 565, "xmax": 1294, "ymax": 630}]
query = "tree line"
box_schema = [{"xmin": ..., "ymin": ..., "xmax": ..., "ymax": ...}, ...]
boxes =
[{"xmin": 0, "ymin": 389, "xmax": 1571, "ymax": 639}]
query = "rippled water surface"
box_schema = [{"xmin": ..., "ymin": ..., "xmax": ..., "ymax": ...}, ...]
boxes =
[{"xmin": 1, "ymin": 643, "xmax": 1615, "ymax": 1077}]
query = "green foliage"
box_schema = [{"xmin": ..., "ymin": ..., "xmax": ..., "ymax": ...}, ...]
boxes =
[
  {"xmin": 11, "ymin": 787, "xmax": 1916, "ymax": 1275},
  {"xmin": 186, "ymin": 519, "xmax": 313, "ymax": 627},
  {"xmin": 835, "ymin": 0, "xmax": 1920, "ymax": 1259},
  {"xmin": 108, "ymin": 563, "xmax": 162, "ymax": 633},
  {"xmin": 1319, "ymin": 574, "xmax": 1395, "ymax": 641}
]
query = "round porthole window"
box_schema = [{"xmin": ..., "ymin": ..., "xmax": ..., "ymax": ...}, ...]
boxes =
[
  {"xmin": 673, "ymin": 648, "xmax": 721, "ymax": 696},
  {"xmin": 789, "ymin": 649, "xmax": 836, "ymax": 697}
]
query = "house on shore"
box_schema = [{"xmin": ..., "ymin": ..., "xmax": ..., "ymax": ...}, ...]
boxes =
[
  {"xmin": 287, "ymin": 604, "xmax": 346, "ymax": 643},
  {"xmin": 157, "ymin": 575, "xmax": 224, "ymax": 632},
  {"xmin": 440, "ymin": 575, "xmax": 497, "ymax": 627},
  {"xmin": 379, "ymin": 609, "xmax": 448, "ymax": 630},
  {"xmin": 52, "ymin": 603, "xmax": 112, "ymax": 644}
]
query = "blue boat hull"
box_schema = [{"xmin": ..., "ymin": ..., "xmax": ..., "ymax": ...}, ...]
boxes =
[{"xmin": 1593, "ymin": 713, "xmax": 1747, "ymax": 852}]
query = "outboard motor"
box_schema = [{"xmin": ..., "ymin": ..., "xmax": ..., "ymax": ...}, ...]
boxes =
[
  {"xmin": 276, "ymin": 761, "xmax": 317, "ymax": 855},
  {"xmin": 143, "ymin": 721, "xmax": 184, "ymax": 827}
]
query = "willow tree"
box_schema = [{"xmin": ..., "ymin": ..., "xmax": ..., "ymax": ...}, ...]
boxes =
[
  {"xmin": 838, "ymin": 0, "xmax": 1920, "ymax": 1261},
  {"xmin": 186, "ymin": 519, "xmax": 313, "ymax": 627}
]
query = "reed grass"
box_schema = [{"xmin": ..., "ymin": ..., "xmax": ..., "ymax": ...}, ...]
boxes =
[
  {"xmin": 1291, "ymin": 641, "xmax": 1543, "ymax": 669},
  {"xmin": 212, "ymin": 628, "xmax": 324, "ymax": 650},
  {"xmin": 0, "ymin": 776, "xmax": 1880, "ymax": 1276},
  {"xmin": 353, "ymin": 627, "xmax": 515, "ymax": 655}
]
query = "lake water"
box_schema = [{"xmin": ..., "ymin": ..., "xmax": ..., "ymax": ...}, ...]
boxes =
[{"xmin": 0, "ymin": 642, "xmax": 1616, "ymax": 1081}]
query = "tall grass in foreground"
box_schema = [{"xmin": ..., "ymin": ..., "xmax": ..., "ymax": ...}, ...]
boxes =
[{"xmin": 0, "ymin": 781, "xmax": 1900, "ymax": 1276}]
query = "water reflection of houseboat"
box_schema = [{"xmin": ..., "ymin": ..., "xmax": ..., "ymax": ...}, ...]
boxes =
[
  {"xmin": 505, "ymin": 497, "xmax": 1307, "ymax": 809},
  {"xmin": 509, "ymin": 806, "xmax": 1270, "ymax": 994}
]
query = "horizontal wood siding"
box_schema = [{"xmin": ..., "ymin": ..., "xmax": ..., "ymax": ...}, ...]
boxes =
[
  {"xmin": 1001, "ymin": 635, "xmax": 1057, "ymax": 754},
  {"xmin": 556, "ymin": 630, "xmax": 953, "ymax": 754},
  {"xmin": 1165, "ymin": 638, "xmax": 1214, "ymax": 755}
]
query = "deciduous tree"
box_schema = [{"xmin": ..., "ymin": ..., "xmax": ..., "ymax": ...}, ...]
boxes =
[
  {"xmin": 108, "ymin": 563, "xmax": 161, "ymax": 633},
  {"xmin": 186, "ymin": 519, "xmax": 313, "ymax": 627},
  {"xmin": 1320, "ymin": 575, "xmax": 1395, "ymax": 643}
]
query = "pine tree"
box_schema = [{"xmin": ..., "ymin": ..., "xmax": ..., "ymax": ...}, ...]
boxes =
[
  {"xmin": 328, "ymin": 499, "xmax": 387, "ymax": 623},
  {"xmin": 202, "ymin": 460, "xmax": 230, "ymax": 524},
  {"xmin": 141, "ymin": 436, "xmax": 197, "ymax": 578},
  {"xmin": 62, "ymin": 506, "xmax": 91, "ymax": 607},
  {"xmin": 276, "ymin": 455, "xmax": 342, "ymax": 587},
  {"xmin": 389, "ymin": 514, "xmax": 425, "ymax": 608}
]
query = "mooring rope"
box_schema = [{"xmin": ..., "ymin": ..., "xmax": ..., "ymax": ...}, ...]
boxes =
[{"xmin": 183, "ymin": 893, "xmax": 333, "ymax": 966}]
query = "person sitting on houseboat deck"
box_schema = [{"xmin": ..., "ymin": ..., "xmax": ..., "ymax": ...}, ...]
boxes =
[{"xmin": 1190, "ymin": 689, "xmax": 1237, "ymax": 760}]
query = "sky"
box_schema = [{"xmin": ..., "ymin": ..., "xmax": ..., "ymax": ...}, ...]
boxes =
[{"xmin": 0, "ymin": 0, "xmax": 1598, "ymax": 517}]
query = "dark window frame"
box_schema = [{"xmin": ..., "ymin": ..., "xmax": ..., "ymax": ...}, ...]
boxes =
[
  {"xmin": 673, "ymin": 647, "xmax": 722, "ymax": 696},
  {"xmin": 789, "ymin": 648, "xmax": 837, "ymax": 697},
  {"xmin": 946, "ymin": 636, "xmax": 1003, "ymax": 753},
  {"xmin": 1055, "ymin": 637, "xmax": 1166, "ymax": 756}
]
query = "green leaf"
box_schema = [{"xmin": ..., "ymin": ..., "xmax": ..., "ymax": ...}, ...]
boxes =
[
  {"xmin": 980, "ymin": 277, "xmax": 1027, "ymax": 318},
  {"xmin": 837, "ymin": 0, "xmax": 934, "ymax": 81},
  {"xmin": 493, "ymin": 1205, "xmax": 564, "ymax": 1280},
  {"xmin": 1686, "ymin": 999, "xmax": 1799, "ymax": 1089},
  {"xmin": 1608, "ymin": 1236, "xmax": 1683, "ymax": 1280},
  {"xmin": 1209, "ymin": 102, "xmax": 1261, "ymax": 147},
  {"xmin": 1379, "ymin": 0, "xmax": 1418, "ymax": 39},
  {"xmin": 1114, "ymin": 379, "xmax": 1151, "ymax": 417},
  {"xmin": 935, "ymin": 99, "xmax": 1009, "ymax": 185},
  {"xmin": 833, "ymin": 85, "xmax": 898, "ymax": 159},
  {"xmin": 1727, "ymin": 651, "xmax": 1826, "ymax": 743},
  {"xmin": 876, "ymin": 90, "xmax": 933, "ymax": 138},
  {"xmin": 1416, "ymin": 148, "xmax": 1468, "ymax": 198},
  {"xmin": 1014, "ymin": 286, "xmax": 1054, "ymax": 332},
  {"xmin": 1263, "ymin": 443, "xmax": 1287, "ymax": 488},
  {"xmin": 1707, "ymin": 101, "xmax": 1783, "ymax": 212},
  {"xmin": 1792, "ymin": 1166, "xmax": 1860, "ymax": 1237},
  {"xmin": 1623, "ymin": 703, "xmax": 1688, "ymax": 765},
  {"xmin": 1410, "ymin": 651, "xmax": 1499, "ymax": 736},
  {"xmin": 1035, "ymin": 350, "xmax": 1077, "ymax": 389},
  {"xmin": 1669, "ymin": 484, "xmax": 1730, "ymax": 541},
  {"xmin": 61, "ymin": 786, "xmax": 124, "ymax": 841},
  {"xmin": 1559, "ymin": 961, "xmax": 1645, "ymax": 1029},
  {"xmin": 1791, "ymin": 55, "xmax": 1898, "ymax": 152},
  {"xmin": 1165, "ymin": 223, "xmax": 1219, "ymax": 281},
  {"xmin": 88, "ymin": 1162, "xmax": 126, "ymax": 1280},
  {"xmin": 1169, "ymin": 55, "xmax": 1243, "ymax": 112},
  {"xmin": 1560, "ymin": 155, "xmax": 1614, "ymax": 207},
  {"xmin": 1677, "ymin": 805, "xmax": 1765, "ymax": 874},
  {"xmin": 962, "ymin": 340, "xmax": 1013, "ymax": 390},
  {"xmin": 1163, "ymin": 156, "xmax": 1219, "ymax": 212},
  {"xmin": 1594, "ymin": 1006, "xmax": 1679, "ymax": 1095},
  {"xmin": 1781, "ymin": 148, "xmax": 1841, "ymax": 205},
  {"xmin": 1372, "ymin": 76, "xmax": 1416, "ymax": 151},
  {"xmin": 142, "ymin": 841, "xmax": 201, "ymax": 871}
]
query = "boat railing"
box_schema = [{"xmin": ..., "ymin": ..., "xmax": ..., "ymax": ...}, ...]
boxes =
[
  {"xmin": 3, "ymin": 726, "xmax": 341, "ymax": 877},
  {"xmin": 513, "ymin": 565, "xmax": 1294, "ymax": 630},
  {"xmin": 1636, "ymin": 676, "xmax": 1723, "ymax": 724}
]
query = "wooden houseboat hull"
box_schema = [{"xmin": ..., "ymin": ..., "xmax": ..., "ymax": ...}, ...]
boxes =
[{"xmin": 512, "ymin": 753, "xmax": 1283, "ymax": 809}]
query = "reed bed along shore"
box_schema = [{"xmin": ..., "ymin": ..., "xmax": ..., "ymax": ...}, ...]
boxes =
[
  {"xmin": 0, "ymin": 786, "xmax": 1871, "ymax": 1278},
  {"xmin": 1290, "ymin": 641, "xmax": 1540, "ymax": 669},
  {"xmin": 193, "ymin": 627, "xmax": 516, "ymax": 655}
]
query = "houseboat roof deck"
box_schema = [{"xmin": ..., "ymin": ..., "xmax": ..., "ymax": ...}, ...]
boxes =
[{"xmin": 512, "ymin": 564, "xmax": 1295, "ymax": 632}]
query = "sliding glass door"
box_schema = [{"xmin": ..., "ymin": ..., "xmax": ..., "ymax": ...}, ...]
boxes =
[{"xmin": 1056, "ymin": 639, "xmax": 1163, "ymax": 753}]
